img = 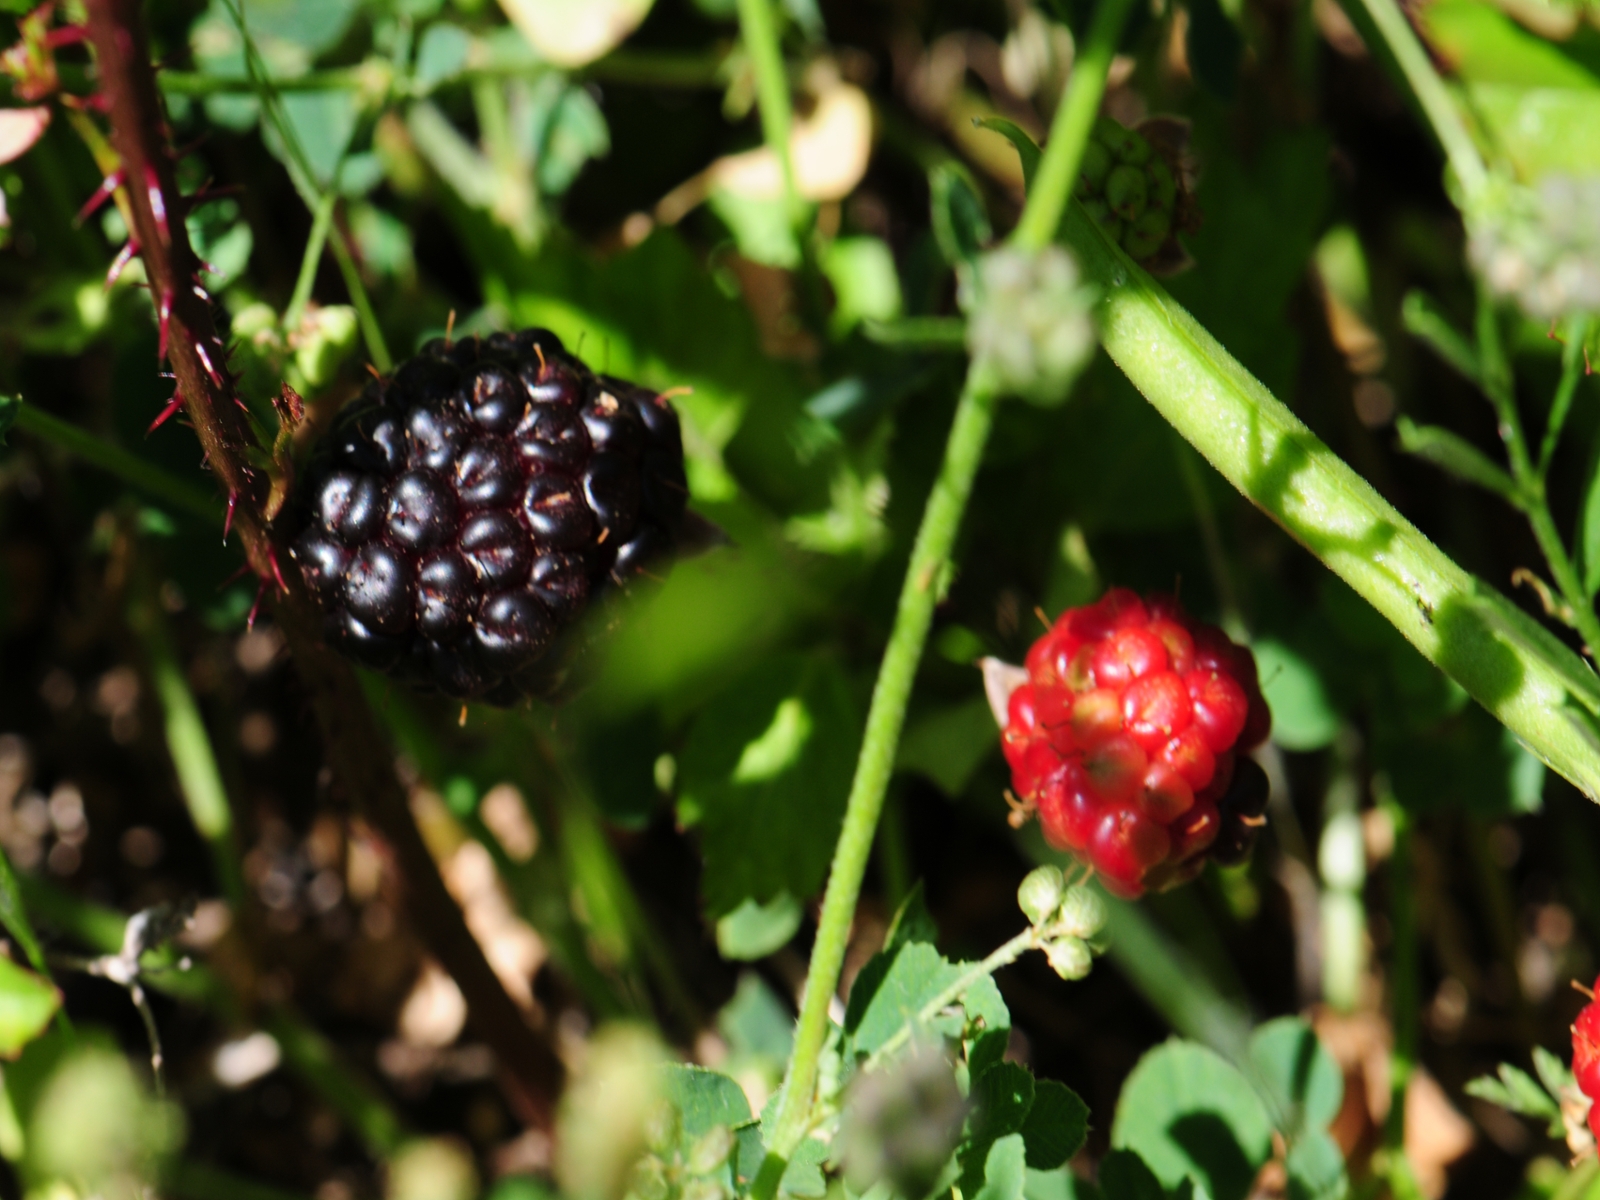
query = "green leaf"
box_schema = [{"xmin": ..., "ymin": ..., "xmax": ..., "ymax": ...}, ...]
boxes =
[
  {"xmin": 931, "ymin": 163, "xmax": 993, "ymax": 270},
  {"xmin": 1020, "ymin": 1080, "xmax": 1090, "ymax": 1169},
  {"xmin": 1469, "ymin": 85, "xmax": 1600, "ymax": 180},
  {"xmin": 885, "ymin": 883, "xmax": 939, "ymax": 954},
  {"xmin": 1464, "ymin": 1063, "xmax": 1560, "ymax": 1123},
  {"xmin": 268, "ymin": 90, "xmax": 357, "ymax": 188},
  {"xmin": 1395, "ymin": 418, "xmax": 1518, "ymax": 502},
  {"xmin": 0, "ymin": 395, "xmax": 16, "ymax": 447},
  {"xmin": 716, "ymin": 893, "xmax": 804, "ymax": 961},
  {"xmin": 1111, "ymin": 1040, "xmax": 1274, "ymax": 1200},
  {"xmin": 1284, "ymin": 1130, "xmax": 1346, "ymax": 1200},
  {"xmin": 717, "ymin": 973, "xmax": 795, "ymax": 1063},
  {"xmin": 1400, "ymin": 292, "xmax": 1479, "ymax": 385},
  {"xmin": 846, "ymin": 943, "xmax": 964, "ymax": 1054},
  {"xmin": 1025, "ymin": 1167, "xmax": 1103, "ymax": 1200},
  {"xmin": 1185, "ymin": 0, "xmax": 1242, "ymax": 98},
  {"xmin": 413, "ymin": 23, "xmax": 472, "ymax": 92},
  {"xmin": 1420, "ymin": 0, "xmax": 1599, "ymax": 89},
  {"xmin": 1251, "ymin": 639, "xmax": 1340, "ymax": 752},
  {"xmin": 709, "ymin": 188, "xmax": 804, "ymax": 269},
  {"xmin": 974, "ymin": 1134, "xmax": 1030, "ymax": 1200},
  {"xmin": 0, "ymin": 846, "xmax": 47, "ymax": 975},
  {"xmin": 897, "ymin": 695, "xmax": 1002, "ymax": 797},
  {"xmin": 975, "ymin": 118, "xmax": 1043, "ymax": 190},
  {"xmin": 678, "ymin": 653, "xmax": 859, "ymax": 917},
  {"xmin": 973, "ymin": 1063, "xmax": 1037, "ymax": 1142},
  {"xmin": 1532, "ymin": 1045, "xmax": 1576, "ymax": 1099},
  {"xmin": 967, "ymin": 1027, "xmax": 1010, "ymax": 1084},
  {"xmin": 1246, "ymin": 1018, "xmax": 1343, "ymax": 1137},
  {"xmin": 531, "ymin": 78, "xmax": 611, "ymax": 198},
  {"xmin": 1580, "ymin": 455, "xmax": 1600, "ymax": 598},
  {"xmin": 823, "ymin": 237, "xmax": 904, "ymax": 336},
  {"xmin": 1098, "ymin": 1150, "xmax": 1166, "ymax": 1200},
  {"xmin": 661, "ymin": 1064, "xmax": 753, "ymax": 1136},
  {"xmin": 1383, "ymin": 708, "xmax": 1545, "ymax": 815},
  {"xmin": 0, "ymin": 959, "xmax": 58, "ymax": 1058},
  {"xmin": 780, "ymin": 1136, "xmax": 830, "ymax": 1197}
]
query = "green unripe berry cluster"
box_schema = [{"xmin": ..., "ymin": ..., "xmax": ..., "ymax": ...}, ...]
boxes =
[
  {"xmin": 1077, "ymin": 117, "xmax": 1181, "ymax": 262},
  {"xmin": 1015, "ymin": 865, "xmax": 1108, "ymax": 981}
]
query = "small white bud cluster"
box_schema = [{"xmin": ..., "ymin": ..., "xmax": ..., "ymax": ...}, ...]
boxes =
[
  {"xmin": 964, "ymin": 245, "xmax": 1097, "ymax": 407},
  {"xmin": 1468, "ymin": 173, "xmax": 1600, "ymax": 321}
]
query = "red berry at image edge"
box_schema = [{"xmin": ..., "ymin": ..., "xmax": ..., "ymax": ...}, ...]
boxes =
[
  {"xmin": 1001, "ymin": 588, "xmax": 1272, "ymax": 898},
  {"xmin": 1573, "ymin": 979, "xmax": 1600, "ymax": 1141}
]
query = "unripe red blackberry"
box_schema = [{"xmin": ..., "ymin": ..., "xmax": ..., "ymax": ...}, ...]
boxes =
[
  {"xmin": 998, "ymin": 588, "xmax": 1271, "ymax": 897},
  {"xmin": 287, "ymin": 329, "xmax": 689, "ymax": 705}
]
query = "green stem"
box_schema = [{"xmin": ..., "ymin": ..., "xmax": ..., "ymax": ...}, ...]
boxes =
[
  {"xmin": 736, "ymin": 0, "xmax": 800, "ymax": 229},
  {"xmin": 283, "ymin": 187, "xmax": 338, "ymax": 333},
  {"xmin": 755, "ymin": 9, "xmax": 1132, "ymax": 1180},
  {"xmin": 328, "ymin": 224, "xmax": 393, "ymax": 372},
  {"xmin": 1477, "ymin": 294, "xmax": 1600, "ymax": 656},
  {"xmin": 126, "ymin": 557, "xmax": 246, "ymax": 910},
  {"xmin": 1009, "ymin": 0, "xmax": 1135, "ymax": 250},
  {"xmin": 1379, "ymin": 796, "xmax": 1426, "ymax": 1200},
  {"xmin": 761, "ymin": 374, "xmax": 1000, "ymax": 1170},
  {"xmin": 12, "ymin": 403, "xmax": 219, "ymax": 521},
  {"xmin": 1537, "ymin": 317, "xmax": 1589, "ymax": 476},
  {"xmin": 1058, "ymin": 201, "xmax": 1600, "ymax": 798},
  {"xmin": 863, "ymin": 926, "xmax": 1039, "ymax": 1073},
  {"xmin": 1350, "ymin": 0, "xmax": 1487, "ymax": 200}
]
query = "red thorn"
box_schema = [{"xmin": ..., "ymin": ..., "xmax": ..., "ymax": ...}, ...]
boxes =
[
  {"xmin": 105, "ymin": 239, "xmax": 139, "ymax": 289},
  {"xmin": 246, "ymin": 580, "xmax": 268, "ymax": 631},
  {"xmin": 76, "ymin": 168, "xmax": 126, "ymax": 227},
  {"xmin": 267, "ymin": 545, "xmax": 288, "ymax": 594},
  {"xmin": 218, "ymin": 561, "xmax": 252, "ymax": 589},
  {"xmin": 143, "ymin": 164, "xmax": 169, "ymax": 243},
  {"xmin": 147, "ymin": 390, "xmax": 184, "ymax": 435},
  {"xmin": 156, "ymin": 288, "xmax": 173, "ymax": 359},
  {"xmin": 223, "ymin": 491, "xmax": 237, "ymax": 542},
  {"xmin": 61, "ymin": 92, "xmax": 110, "ymax": 113},
  {"xmin": 46, "ymin": 25, "xmax": 87, "ymax": 48},
  {"xmin": 194, "ymin": 339, "xmax": 223, "ymax": 386}
]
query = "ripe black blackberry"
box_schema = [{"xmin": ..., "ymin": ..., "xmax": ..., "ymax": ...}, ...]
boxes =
[{"xmin": 287, "ymin": 328, "xmax": 690, "ymax": 705}]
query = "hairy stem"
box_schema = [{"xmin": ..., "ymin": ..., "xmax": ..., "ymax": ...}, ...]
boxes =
[
  {"xmin": 1058, "ymin": 201, "xmax": 1600, "ymax": 798},
  {"xmin": 84, "ymin": 0, "xmax": 564, "ymax": 1126},
  {"xmin": 755, "ymin": 11, "xmax": 1131, "ymax": 1180}
]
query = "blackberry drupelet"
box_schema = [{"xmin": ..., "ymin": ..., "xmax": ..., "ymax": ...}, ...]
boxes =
[{"xmin": 287, "ymin": 328, "xmax": 690, "ymax": 705}]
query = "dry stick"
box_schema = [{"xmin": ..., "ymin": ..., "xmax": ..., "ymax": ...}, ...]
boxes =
[{"xmin": 82, "ymin": 0, "xmax": 564, "ymax": 1128}]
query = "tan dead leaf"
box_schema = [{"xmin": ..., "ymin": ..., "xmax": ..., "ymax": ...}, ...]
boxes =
[
  {"xmin": 709, "ymin": 81, "xmax": 874, "ymax": 203},
  {"xmin": 1405, "ymin": 1070, "xmax": 1475, "ymax": 1198},
  {"xmin": 497, "ymin": 0, "xmax": 654, "ymax": 68},
  {"xmin": 0, "ymin": 106, "xmax": 50, "ymax": 166}
]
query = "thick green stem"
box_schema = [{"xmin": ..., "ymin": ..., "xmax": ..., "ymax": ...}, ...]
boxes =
[
  {"xmin": 1350, "ymin": 0, "xmax": 1487, "ymax": 200},
  {"xmin": 735, "ymin": 0, "xmax": 800, "ymax": 228},
  {"xmin": 1059, "ymin": 202, "xmax": 1600, "ymax": 798},
  {"xmin": 126, "ymin": 558, "xmax": 246, "ymax": 910},
  {"xmin": 12, "ymin": 403, "xmax": 219, "ymax": 521}
]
